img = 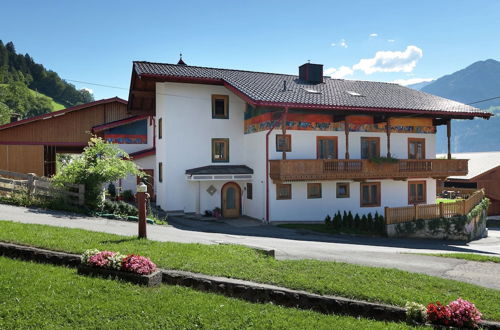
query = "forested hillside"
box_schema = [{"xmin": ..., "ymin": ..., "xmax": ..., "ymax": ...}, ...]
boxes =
[{"xmin": 0, "ymin": 40, "xmax": 94, "ymax": 124}]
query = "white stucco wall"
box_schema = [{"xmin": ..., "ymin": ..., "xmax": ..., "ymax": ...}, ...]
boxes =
[
  {"xmin": 155, "ymin": 82, "xmax": 247, "ymax": 212},
  {"xmin": 269, "ymin": 178, "xmax": 436, "ymax": 222},
  {"xmin": 115, "ymin": 155, "xmax": 155, "ymax": 195}
]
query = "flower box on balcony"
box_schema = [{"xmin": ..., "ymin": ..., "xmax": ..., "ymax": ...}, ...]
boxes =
[{"xmin": 77, "ymin": 264, "xmax": 162, "ymax": 286}]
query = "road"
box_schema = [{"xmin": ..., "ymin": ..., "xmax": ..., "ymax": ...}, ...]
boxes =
[{"xmin": 1, "ymin": 203, "xmax": 499, "ymax": 290}]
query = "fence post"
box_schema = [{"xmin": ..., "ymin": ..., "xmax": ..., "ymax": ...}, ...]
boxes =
[
  {"xmin": 461, "ymin": 199, "xmax": 466, "ymax": 215},
  {"xmin": 439, "ymin": 202, "xmax": 444, "ymax": 218},
  {"xmin": 27, "ymin": 173, "xmax": 36, "ymax": 199},
  {"xmin": 78, "ymin": 184, "xmax": 85, "ymax": 206},
  {"xmin": 384, "ymin": 206, "xmax": 389, "ymax": 224},
  {"xmin": 414, "ymin": 204, "xmax": 418, "ymax": 220}
]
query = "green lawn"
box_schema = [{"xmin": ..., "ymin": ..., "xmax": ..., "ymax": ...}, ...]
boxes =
[
  {"xmin": 1, "ymin": 220, "xmax": 499, "ymax": 321},
  {"xmin": 418, "ymin": 253, "xmax": 500, "ymax": 263},
  {"xmin": 0, "ymin": 257, "xmax": 416, "ymax": 329}
]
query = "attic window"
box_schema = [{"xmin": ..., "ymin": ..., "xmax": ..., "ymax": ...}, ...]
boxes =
[
  {"xmin": 346, "ymin": 91, "xmax": 364, "ymax": 97},
  {"xmin": 302, "ymin": 87, "xmax": 321, "ymax": 94}
]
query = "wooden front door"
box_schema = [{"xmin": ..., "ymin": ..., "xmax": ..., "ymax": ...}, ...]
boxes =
[
  {"xmin": 137, "ymin": 169, "xmax": 155, "ymax": 201},
  {"xmin": 221, "ymin": 182, "xmax": 241, "ymax": 218}
]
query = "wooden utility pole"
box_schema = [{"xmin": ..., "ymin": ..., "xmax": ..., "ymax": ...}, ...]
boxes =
[{"xmin": 137, "ymin": 182, "xmax": 148, "ymax": 239}]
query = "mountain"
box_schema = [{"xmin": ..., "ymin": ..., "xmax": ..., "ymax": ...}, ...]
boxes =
[
  {"xmin": 0, "ymin": 40, "xmax": 94, "ymax": 124},
  {"xmin": 406, "ymin": 80, "xmax": 434, "ymax": 91},
  {"xmin": 422, "ymin": 59, "xmax": 500, "ymax": 109},
  {"xmin": 420, "ymin": 59, "xmax": 500, "ymax": 153}
]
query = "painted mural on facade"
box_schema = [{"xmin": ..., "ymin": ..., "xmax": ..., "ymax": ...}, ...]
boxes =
[
  {"xmin": 244, "ymin": 106, "xmax": 436, "ymax": 134},
  {"xmin": 103, "ymin": 119, "xmax": 148, "ymax": 144}
]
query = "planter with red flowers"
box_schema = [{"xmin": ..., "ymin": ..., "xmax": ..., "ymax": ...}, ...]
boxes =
[
  {"xmin": 77, "ymin": 249, "xmax": 162, "ymax": 286},
  {"xmin": 406, "ymin": 298, "xmax": 483, "ymax": 329}
]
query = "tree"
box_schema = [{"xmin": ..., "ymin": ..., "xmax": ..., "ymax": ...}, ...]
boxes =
[{"xmin": 53, "ymin": 137, "xmax": 143, "ymax": 210}]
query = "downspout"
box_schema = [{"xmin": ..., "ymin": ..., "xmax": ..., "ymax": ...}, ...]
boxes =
[{"xmin": 265, "ymin": 107, "xmax": 288, "ymax": 223}]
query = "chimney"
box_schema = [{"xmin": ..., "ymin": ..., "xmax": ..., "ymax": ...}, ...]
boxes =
[{"xmin": 299, "ymin": 63, "xmax": 323, "ymax": 84}]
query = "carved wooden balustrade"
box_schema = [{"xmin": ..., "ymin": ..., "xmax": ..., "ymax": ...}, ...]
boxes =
[{"xmin": 269, "ymin": 158, "xmax": 468, "ymax": 182}]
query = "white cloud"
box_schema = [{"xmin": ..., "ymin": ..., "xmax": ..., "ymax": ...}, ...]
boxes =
[
  {"xmin": 387, "ymin": 39, "xmax": 395, "ymax": 43},
  {"xmin": 82, "ymin": 87, "xmax": 93, "ymax": 94},
  {"xmin": 369, "ymin": 33, "xmax": 378, "ymax": 37},
  {"xmin": 352, "ymin": 45, "xmax": 423, "ymax": 74},
  {"xmin": 391, "ymin": 77, "xmax": 434, "ymax": 86},
  {"xmin": 324, "ymin": 66, "xmax": 354, "ymax": 79},
  {"xmin": 331, "ymin": 38, "xmax": 348, "ymax": 48}
]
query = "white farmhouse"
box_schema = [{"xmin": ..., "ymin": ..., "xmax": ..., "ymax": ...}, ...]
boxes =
[{"xmin": 127, "ymin": 60, "xmax": 491, "ymax": 222}]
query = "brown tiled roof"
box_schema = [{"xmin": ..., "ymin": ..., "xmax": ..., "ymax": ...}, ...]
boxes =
[{"xmin": 133, "ymin": 61, "xmax": 491, "ymax": 118}]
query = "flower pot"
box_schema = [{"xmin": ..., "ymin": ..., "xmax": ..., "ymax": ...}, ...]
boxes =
[{"xmin": 77, "ymin": 264, "xmax": 162, "ymax": 287}]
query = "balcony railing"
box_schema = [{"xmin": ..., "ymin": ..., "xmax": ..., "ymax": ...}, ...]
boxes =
[{"xmin": 269, "ymin": 158, "xmax": 468, "ymax": 182}]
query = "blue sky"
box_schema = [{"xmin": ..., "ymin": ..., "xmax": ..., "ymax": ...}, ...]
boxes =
[{"xmin": 1, "ymin": 0, "xmax": 499, "ymax": 100}]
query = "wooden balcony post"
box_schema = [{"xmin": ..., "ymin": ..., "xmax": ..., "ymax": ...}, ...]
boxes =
[
  {"xmin": 344, "ymin": 119, "xmax": 350, "ymax": 159},
  {"xmin": 446, "ymin": 119, "xmax": 451, "ymax": 160},
  {"xmin": 282, "ymin": 107, "xmax": 288, "ymax": 160},
  {"xmin": 386, "ymin": 120, "xmax": 391, "ymax": 158}
]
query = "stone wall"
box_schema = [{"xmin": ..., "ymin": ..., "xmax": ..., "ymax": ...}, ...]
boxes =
[{"xmin": 387, "ymin": 199, "xmax": 489, "ymax": 242}]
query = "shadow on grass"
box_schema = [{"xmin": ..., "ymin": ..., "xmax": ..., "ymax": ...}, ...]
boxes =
[{"xmin": 99, "ymin": 237, "xmax": 143, "ymax": 244}]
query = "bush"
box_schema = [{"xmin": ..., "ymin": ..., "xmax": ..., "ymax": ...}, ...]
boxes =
[
  {"xmin": 324, "ymin": 215, "xmax": 331, "ymax": 225},
  {"xmin": 101, "ymin": 200, "xmax": 137, "ymax": 217},
  {"xmin": 53, "ymin": 137, "xmax": 142, "ymax": 210},
  {"xmin": 107, "ymin": 183, "xmax": 117, "ymax": 199},
  {"xmin": 121, "ymin": 190, "xmax": 134, "ymax": 202}
]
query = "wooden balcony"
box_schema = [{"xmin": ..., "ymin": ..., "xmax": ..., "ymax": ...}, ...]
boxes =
[{"xmin": 269, "ymin": 158, "xmax": 468, "ymax": 182}]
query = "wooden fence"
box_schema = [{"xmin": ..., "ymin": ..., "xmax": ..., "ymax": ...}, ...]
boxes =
[
  {"xmin": 385, "ymin": 189, "xmax": 485, "ymax": 225},
  {"xmin": 0, "ymin": 169, "xmax": 85, "ymax": 206}
]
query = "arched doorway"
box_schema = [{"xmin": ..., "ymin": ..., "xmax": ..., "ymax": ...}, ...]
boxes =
[{"xmin": 221, "ymin": 182, "xmax": 241, "ymax": 218}]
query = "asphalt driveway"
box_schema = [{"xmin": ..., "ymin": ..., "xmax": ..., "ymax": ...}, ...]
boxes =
[{"xmin": 1, "ymin": 203, "xmax": 499, "ymax": 290}]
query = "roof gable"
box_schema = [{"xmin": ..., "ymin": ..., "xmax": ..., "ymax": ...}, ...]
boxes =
[{"xmin": 0, "ymin": 97, "xmax": 127, "ymax": 131}]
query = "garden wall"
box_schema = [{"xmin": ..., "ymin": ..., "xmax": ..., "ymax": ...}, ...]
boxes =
[{"xmin": 386, "ymin": 198, "xmax": 489, "ymax": 241}]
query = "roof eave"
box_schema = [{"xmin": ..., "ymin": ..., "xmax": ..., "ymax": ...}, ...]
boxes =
[{"xmin": 135, "ymin": 72, "xmax": 492, "ymax": 119}]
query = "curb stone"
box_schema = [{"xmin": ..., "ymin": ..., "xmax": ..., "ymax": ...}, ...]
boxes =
[{"xmin": 1, "ymin": 241, "xmax": 499, "ymax": 328}]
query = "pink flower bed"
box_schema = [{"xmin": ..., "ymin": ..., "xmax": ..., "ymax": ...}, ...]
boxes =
[
  {"xmin": 122, "ymin": 254, "xmax": 157, "ymax": 275},
  {"xmin": 426, "ymin": 298, "xmax": 482, "ymax": 328},
  {"xmin": 448, "ymin": 298, "xmax": 482, "ymax": 328},
  {"xmin": 81, "ymin": 249, "xmax": 157, "ymax": 275},
  {"xmin": 88, "ymin": 251, "xmax": 117, "ymax": 268}
]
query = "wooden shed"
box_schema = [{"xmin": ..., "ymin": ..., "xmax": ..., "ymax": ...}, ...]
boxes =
[
  {"xmin": 439, "ymin": 152, "xmax": 500, "ymax": 216},
  {"xmin": 0, "ymin": 97, "xmax": 129, "ymax": 176}
]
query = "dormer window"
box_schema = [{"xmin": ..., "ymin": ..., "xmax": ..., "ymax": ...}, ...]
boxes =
[{"xmin": 212, "ymin": 95, "xmax": 229, "ymax": 119}]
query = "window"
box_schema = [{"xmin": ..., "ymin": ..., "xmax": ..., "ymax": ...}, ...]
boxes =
[
  {"xmin": 361, "ymin": 137, "xmax": 380, "ymax": 159},
  {"xmin": 158, "ymin": 162, "xmax": 163, "ymax": 183},
  {"xmin": 408, "ymin": 181, "xmax": 426, "ymax": 204},
  {"xmin": 246, "ymin": 182, "xmax": 253, "ymax": 200},
  {"xmin": 317, "ymin": 136, "xmax": 338, "ymax": 159},
  {"xmin": 158, "ymin": 118, "xmax": 162, "ymax": 139},
  {"xmin": 408, "ymin": 138, "xmax": 425, "ymax": 159},
  {"xmin": 360, "ymin": 182, "xmax": 380, "ymax": 207},
  {"xmin": 276, "ymin": 184, "xmax": 291, "ymax": 200},
  {"xmin": 307, "ymin": 183, "xmax": 322, "ymax": 199},
  {"xmin": 336, "ymin": 182, "xmax": 350, "ymax": 198},
  {"xmin": 276, "ymin": 134, "xmax": 291, "ymax": 152},
  {"xmin": 212, "ymin": 138, "xmax": 229, "ymax": 163},
  {"xmin": 212, "ymin": 95, "xmax": 229, "ymax": 119}
]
